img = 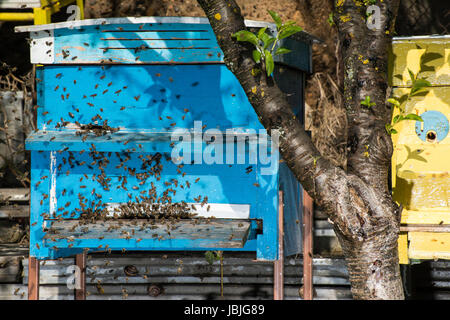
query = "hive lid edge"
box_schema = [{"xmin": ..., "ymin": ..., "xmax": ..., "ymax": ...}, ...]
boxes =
[{"xmin": 14, "ymin": 16, "xmax": 322, "ymax": 44}]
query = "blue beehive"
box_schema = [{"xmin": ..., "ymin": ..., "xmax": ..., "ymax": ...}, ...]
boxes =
[{"xmin": 17, "ymin": 17, "xmax": 315, "ymax": 261}]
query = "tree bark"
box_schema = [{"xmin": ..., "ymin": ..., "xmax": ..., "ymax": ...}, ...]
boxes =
[{"xmin": 197, "ymin": 0, "xmax": 404, "ymax": 299}]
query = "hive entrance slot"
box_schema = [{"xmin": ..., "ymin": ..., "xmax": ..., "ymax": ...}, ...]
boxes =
[{"xmin": 426, "ymin": 130, "xmax": 437, "ymax": 143}]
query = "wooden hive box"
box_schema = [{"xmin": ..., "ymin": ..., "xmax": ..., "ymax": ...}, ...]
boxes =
[
  {"xmin": 389, "ymin": 35, "xmax": 450, "ymax": 264},
  {"xmin": 16, "ymin": 17, "xmax": 317, "ymax": 261}
]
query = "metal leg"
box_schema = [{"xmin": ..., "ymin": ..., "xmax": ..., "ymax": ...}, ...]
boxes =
[
  {"xmin": 302, "ymin": 190, "xmax": 314, "ymax": 300},
  {"xmin": 75, "ymin": 253, "xmax": 87, "ymax": 300},
  {"xmin": 274, "ymin": 190, "xmax": 284, "ymax": 300},
  {"xmin": 28, "ymin": 257, "xmax": 39, "ymax": 300}
]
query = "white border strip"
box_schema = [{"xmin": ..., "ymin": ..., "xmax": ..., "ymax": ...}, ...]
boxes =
[
  {"xmin": 30, "ymin": 30, "xmax": 54, "ymax": 64},
  {"xmin": 393, "ymin": 35, "xmax": 450, "ymax": 42},
  {"xmin": 105, "ymin": 202, "xmax": 250, "ymax": 219},
  {"xmin": 15, "ymin": 17, "xmax": 275, "ymax": 33}
]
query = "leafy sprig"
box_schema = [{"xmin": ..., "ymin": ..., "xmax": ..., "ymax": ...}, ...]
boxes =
[
  {"xmin": 386, "ymin": 68, "xmax": 429, "ymax": 134},
  {"xmin": 232, "ymin": 10, "xmax": 302, "ymax": 77}
]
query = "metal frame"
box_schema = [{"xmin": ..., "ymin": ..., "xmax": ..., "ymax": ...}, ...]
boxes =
[{"xmin": 0, "ymin": 0, "xmax": 84, "ymax": 25}]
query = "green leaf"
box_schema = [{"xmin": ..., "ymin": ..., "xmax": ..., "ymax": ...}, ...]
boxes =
[
  {"xmin": 385, "ymin": 124, "xmax": 397, "ymax": 135},
  {"xmin": 265, "ymin": 50, "xmax": 274, "ymax": 77},
  {"xmin": 268, "ymin": 10, "xmax": 282, "ymax": 28},
  {"xmin": 361, "ymin": 96, "xmax": 376, "ymax": 108},
  {"xmin": 403, "ymin": 114, "xmax": 423, "ymax": 122},
  {"xmin": 411, "ymin": 78, "xmax": 431, "ymax": 95},
  {"xmin": 257, "ymin": 27, "xmax": 268, "ymax": 39},
  {"xmin": 275, "ymin": 47, "xmax": 291, "ymax": 55},
  {"xmin": 252, "ymin": 49, "xmax": 262, "ymax": 63},
  {"xmin": 263, "ymin": 37, "xmax": 276, "ymax": 50},
  {"xmin": 407, "ymin": 68, "xmax": 416, "ymax": 83},
  {"xmin": 232, "ymin": 30, "xmax": 258, "ymax": 46},
  {"xmin": 393, "ymin": 115, "xmax": 404, "ymax": 124},
  {"xmin": 278, "ymin": 25, "xmax": 302, "ymax": 39},
  {"xmin": 205, "ymin": 251, "xmax": 216, "ymax": 265},
  {"xmin": 387, "ymin": 98, "xmax": 400, "ymax": 107}
]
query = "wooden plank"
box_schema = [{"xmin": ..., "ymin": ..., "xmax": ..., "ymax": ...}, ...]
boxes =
[
  {"xmin": 408, "ymin": 232, "xmax": 450, "ymax": 260},
  {"xmin": 43, "ymin": 219, "xmax": 251, "ymax": 249},
  {"xmin": 0, "ymin": 256, "xmax": 21, "ymax": 283},
  {"xmin": 28, "ymin": 257, "xmax": 39, "ymax": 300},
  {"xmin": 0, "ymin": 0, "xmax": 41, "ymax": 9},
  {"xmin": 302, "ymin": 190, "xmax": 314, "ymax": 300},
  {"xmin": 0, "ymin": 188, "xmax": 30, "ymax": 202},
  {"xmin": 0, "ymin": 205, "xmax": 29, "ymax": 218},
  {"xmin": 400, "ymin": 224, "xmax": 450, "ymax": 233},
  {"xmin": 75, "ymin": 253, "xmax": 86, "ymax": 300},
  {"xmin": 0, "ymin": 92, "xmax": 25, "ymax": 169},
  {"xmin": 273, "ymin": 190, "xmax": 284, "ymax": 300}
]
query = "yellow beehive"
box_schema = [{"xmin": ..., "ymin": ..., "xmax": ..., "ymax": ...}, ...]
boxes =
[{"xmin": 389, "ymin": 35, "xmax": 450, "ymax": 264}]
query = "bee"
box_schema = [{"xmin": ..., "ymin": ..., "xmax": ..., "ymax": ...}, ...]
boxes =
[
  {"xmin": 87, "ymin": 102, "xmax": 94, "ymax": 107},
  {"xmin": 183, "ymin": 108, "xmax": 189, "ymax": 113},
  {"xmin": 108, "ymin": 82, "xmax": 112, "ymax": 87},
  {"xmin": 36, "ymin": 243, "xmax": 40, "ymax": 249},
  {"xmin": 102, "ymin": 89, "xmax": 108, "ymax": 94},
  {"xmin": 90, "ymin": 94, "xmax": 97, "ymax": 98},
  {"xmin": 100, "ymin": 75, "xmax": 105, "ymax": 80},
  {"xmin": 68, "ymin": 112, "xmax": 74, "ymax": 118},
  {"xmin": 42, "ymin": 111, "xmax": 49, "ymax": 116},
  {"xmin": 54, "ymin": 85, "xmax": 59, "ymax": 91},
  {"xmin": 55, "ymin": 73, "xmax": 62, "ymax": 79},
  {"xmin": 61, "ymin": 94, "xmax": 65, "ymax": 101},
  {"xmin": 134, "ymin": 95, "xmax": 140, "ymax": 101},
  {"xmin": 195, "ymin": 177, "xmax": 200, "ymax": 183},
  {"xmin": 74, "ymin": 80, "xmax": 77, "ymax": 85},
  {"xmin": 115, "ymin": 89, "xmax": 122, "ymax": 95},
  {"xmin": 253, "ymin": 183, "xmax": 260, "ymax": 187}
]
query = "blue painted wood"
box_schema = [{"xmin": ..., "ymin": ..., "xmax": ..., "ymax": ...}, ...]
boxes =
[
  {"xmin": 25, "ymin": 19, "xmax": 309, "ymax": 261},
  {"xmin": 35, "ymin": 64, "xmax": 264, "ymax": 132}
]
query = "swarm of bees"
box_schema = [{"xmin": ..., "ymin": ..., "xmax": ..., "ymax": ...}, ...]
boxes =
[{"xmin": 35, "ymin": 63, "xmax": 257, "ymax": 252}]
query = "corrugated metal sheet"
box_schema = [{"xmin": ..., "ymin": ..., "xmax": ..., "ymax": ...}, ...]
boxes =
[
  {"xmin": 10, "ymin": 251, "xmax": 352, "ymax": 300},
  {"xmin": 409, "ymin": 260, "xmax": 450, "ymax": 299}
]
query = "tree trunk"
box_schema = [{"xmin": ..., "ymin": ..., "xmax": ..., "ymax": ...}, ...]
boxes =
[{"xmin": 197, "ymin": 0, "xmax": 404, "ymax": 299}]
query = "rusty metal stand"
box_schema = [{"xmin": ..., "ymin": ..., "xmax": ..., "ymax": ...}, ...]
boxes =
[
  {"xmin": 28, "ymin": 257, "xmax": 39, "ymax": 300},
  {"xmin": 75, "ymin": 253, "xmax": 87, "ymax": 300},
  {"xmin": 302, "ymin": 190, "xmax": 314, "ymax": 300},
  {"xmin": 274, "ymin": 190, "xmax": 284, "ymax": 300}
]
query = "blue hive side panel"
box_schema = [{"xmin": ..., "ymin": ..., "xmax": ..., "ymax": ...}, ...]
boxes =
[{"xmin": 34, "ymin": 64, "xmax": 265, "ymax": 132}]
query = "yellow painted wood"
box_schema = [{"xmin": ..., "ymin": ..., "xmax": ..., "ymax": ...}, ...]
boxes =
[
  {"xmin": 398, "ymin": 232, "xmax": 409, "ymax": 264},
  {"xmin": 391, "ymin": 86, "xmax": 449, "ymax": 212},
  {"xmin": 0, "ymin": 0, "xmax": 82, "ymax": 24},
  {"xmin": 390, "ymin": 37, "xmax": 450, "ymax": 86},
  {"xmin": 408, "ymin": 232, "xmax": 450, "ymax": 260},
  {"xmin": 390, "ymin": 36, "xmax": 450, "ymax": 264},
  {"xmin": 76, "ymin": 0, "xmax": 84, "ymax": 20},
  {"xmin": 401, "ymin": 209, "xmax": 450, "ymax": 225},
  {"xmin": 33, "ymin": 7, "xmax": 51, "ymax": 24},
  {"xmin": 0, "ymin": 12, "xmax": 34, "ymax": 21}
]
